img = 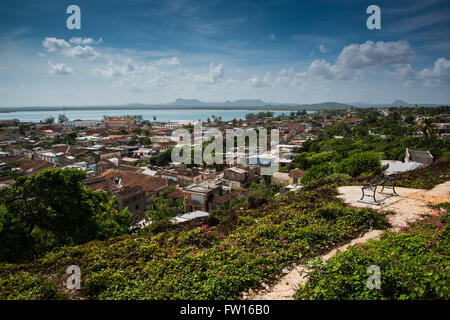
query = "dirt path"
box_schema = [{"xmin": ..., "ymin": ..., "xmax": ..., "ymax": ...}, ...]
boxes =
[{"xmin": 244, "ymin": 181, "xmax": 450, "ymax": 300}]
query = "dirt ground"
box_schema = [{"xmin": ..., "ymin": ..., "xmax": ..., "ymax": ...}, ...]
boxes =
[{"xmin": 245, "ymin": 181, "xmax": 450, "ymax": 300}]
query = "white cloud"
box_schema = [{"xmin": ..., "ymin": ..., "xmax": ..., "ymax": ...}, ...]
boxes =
[
  {"xmin": 268, "ymin": 33, "xmax": 276, "ymax": 41},
  {"xmin": 318, "ymin": 44, "xmax": 327, "ymax": 53},
  {"xmin": 194, "ymin": 63, "xmax": 225, "ymax": 84},
  {"xmin": 388, "ymin": 57, "xmax": 450, "ymax": 87},
  {"xmin": 275, "ymin": 68, "xmax": 306, "ymax": 87},
  {"xmin": 103, "ymin": 60, "xmax": 228, "ymax": 92},
  {"xmin": 308, "ymin": 40, "xmax": 414, "ymax": 81},
  {"xmin": 250, "ymin": 72, "xmax": 271, "ymax": 87},
  {"xmin": 94, "ymin": 60, "xmax": 135, "ymax": 77},
  {"xmin": 336, "ymin": 40, "xmax": 414, "ymax": 69},
  {"xmin": 69, "ymin": 45, "xmax": 100, "ymax": 60},
  {"xmin": 42, "ymin": 37, "xmax": 70, "ymax": 52},
  {"xmin": 48, "ymin": 61, "xmax": 73, "ymax": 75},
  {"xmin": 418, "ymin": 57, "xmax": 450, "ymax": 86},
  {"xmin": 308, "ymin": 59, "xmax": 337, "ymax": 80},
  {"xmin": 389, "ymin": 64, "xmax": 417, "ymax": 80},
  {"xmin": 42, "ymin": 37, "xmax": 100, "ymax": 60},
  {"xmin": 69, "ymin": 37, "xmax": 103, "ymax": 45},
  {"xmin": 155, "ymin": 57, "xmax": 181, "ymax": 65}
]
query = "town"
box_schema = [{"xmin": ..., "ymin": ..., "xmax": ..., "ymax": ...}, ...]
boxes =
[{"xmin": 1, "ymin": 106, "xmax": 449, "ymax": 231}]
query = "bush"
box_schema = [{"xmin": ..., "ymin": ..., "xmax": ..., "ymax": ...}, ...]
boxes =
[
  {"xmin": 294, "ymin": 209, "xmax": 449, "ymax": 300},
  {"xmin": 301, "ymin": 162, "xmax": 334, "ymax": 185},
  {"xmin": 336, "ymin": 151, "xmax": 381, "ymax": 177},
  {"xmin": 0, "ymin": 185, "xmax": 391, "ymax": 299}
]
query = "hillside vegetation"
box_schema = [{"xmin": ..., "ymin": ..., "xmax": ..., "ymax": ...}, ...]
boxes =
[
  {"xmin": 294, "ymin": 207, "xmax": 449, "ymax": 300},
  {"xmin": 0, "ymin": 182, "xmax": 390, "ymax": 299}
]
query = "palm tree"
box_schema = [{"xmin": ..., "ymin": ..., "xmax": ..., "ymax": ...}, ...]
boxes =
[{"xmin": 416, "ymin": 117, "xmax": 434, "ymax": 141}]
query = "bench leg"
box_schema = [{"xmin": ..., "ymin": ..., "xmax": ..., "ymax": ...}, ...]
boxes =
[{"xmin": 392, "ymin": 184, "xmax": 399, "ymax": 196}]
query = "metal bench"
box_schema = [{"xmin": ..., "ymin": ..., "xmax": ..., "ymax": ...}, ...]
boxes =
[
  {"xmin": 358, "ymin": 180, "xmax": 383, "ymax": 205},
  {"xmin": 358, "ymin": 175, "xmax": 399, "ymax": 205},
  {"xmin": 379, "ymin": 175, "xmax": 399, "ymax": 196}
]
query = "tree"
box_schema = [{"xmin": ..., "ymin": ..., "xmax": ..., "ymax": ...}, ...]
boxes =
[
  {"xmin": 417, "ymin": 117, "xmax": 434, "ymax": 142},
  {"xmin": 42, "ymin": 116, "xmax": 55, "ymax": 124},
  {"xmin": 58, "ymin": 114, "xmax": 69, "ymax": 123},
  {"xmin": 0, "ymin": 168, "xmax": 132, "ymax": 262},
  {"xmin": 132, "ymin": 115, "xmax": 143, "ymax": 124},
  {"xmin": 132, "ymin": 127, "xmax": 142, "ymax": 135},
  {"xmin": 146, "ymin": 197, "xmax": 172, "ymax": 223}
]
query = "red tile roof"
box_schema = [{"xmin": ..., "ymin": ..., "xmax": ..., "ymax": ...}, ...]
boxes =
[{"xmin": 84, "ymin": 169, "xmax": 168, "ymax": 194}]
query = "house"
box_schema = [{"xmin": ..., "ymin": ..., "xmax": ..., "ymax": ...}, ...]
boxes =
[
  {"xmin": 433, "ymin": 123, "xmax": 450, "ymax": 138},
  {"xmin": 157, "ymin": 166, "xmax": 212, "ymax": 187},
  {"xmin": 288, "ymin": 168, "xmax": 306, "ymax": 184},
  {"xmin": 248, "ymin": 153, "xmax": 277, "ymax": 166},
  {"xmin": 38, "ymin": 151, "xmax": 59, "ymax": 164},
  {"xmin": 182, "ymin": 179, "xmax": 226, "ymax": 213},
  {"xmin": 16, "ymin": 158, "xmax": 54, "ymax": 175},
  {"xmin": 103, "ymin": 116, "xmax": 135, "ymax": 127},
  {"xmin": 83, "ymin": 169, "xmax": 169, "ymax": 213},
  {"xmin": 222, "ymin": 165, "xmax": 259, "ymax": 188},
  {"xmin": 64, "ymin": 119, "xmax": 101, "ymax": 127},
  {"xmin": 405, "ymin": 148, "xmax": 434, "ymax": 165},
  {"xmin": 131, "ymin": 148, "xmax": 153, "ymax": 159},
  {"xmin": 164, "ymin": 122, "xmax": 183, "ymax": 130}
]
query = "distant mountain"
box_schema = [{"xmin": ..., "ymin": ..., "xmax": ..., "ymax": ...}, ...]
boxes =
[
  {"xmin": 4, "ymin": 99, "xmax": 446, "ymax": 114},
  {"xmin": 391, "ymin": 99, "xmax": 409, "ymax": 107},
  {"xmin": 170, "ymin": 98, "xmax": 268, "ymax": 107},
  {"xmin": 171, "ymin": 98, "xmax": 206, "ymax": 106},
  {"xmin": 166, "ymin": 98, "xmax": 353, "ymax": 110},
  {"xmin": 0, "ymin": 100, "xmax": 356, "ymax": 113},
  {"xmin": 349, "ymin": 100, "xmax": 444, "ymax": 108}
]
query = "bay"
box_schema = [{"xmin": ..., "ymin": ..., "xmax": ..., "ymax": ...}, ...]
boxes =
[{"xmin": 0, "ymin": 109, "xmax": 313, "ymax": 123}]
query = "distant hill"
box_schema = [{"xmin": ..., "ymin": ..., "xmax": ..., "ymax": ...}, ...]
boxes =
[
  {"xmin": 170, "ymin": 98, "xmax": 269, "ymax": 107},
  {"xmin": 391, "ymin": 99, "xmax": 409, "ymax": 107},
  {"xmin": 166, "ymin": 98, "xmax": 353, "ymax": 110},
  {"xmin": 1, "ymin": 99, "xmax": 447, "ymax": 114},
  {"xmin": 350, "ymin": 100, "xmax": 444, "ymax": 108}
]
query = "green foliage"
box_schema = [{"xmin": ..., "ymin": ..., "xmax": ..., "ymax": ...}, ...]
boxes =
[
  {"xmin": 0, "ymin": 184, "xmax": 390, "ymax": 299},
  {"xmin": 335, "ymin": 151, "xmax": 381, "ymax": 177},
  {"xmin": 146, "ymin": 198, "xmax": 172, "ymax": 223},
  {"xmin": 295, "ymin": 209, "xmax": 449, "ymax": 300},
  {"xmin": 57, "ymin": 114, "xmax": 68, "ymax": 124},
  {"xmin": 41, "ymin": 116, "xmax": 55, "ymax": 124},
  {"xmin": 0, "ymin": 270, "xmax": 68, "ymax": 299},
  {"xmin": 396, "ymin": 157, "xmax": 450, "ymax": 189},
  {"xmin": 301, "ymin": 162, "xmax": 334, "ymax": 185},
  {"xmin": 0, "ymin": 168, "xmax": 132, "ymax": 263},
  {"xmin": 147, "ymin": 147, "xmax": 174, "ymax": 166}
]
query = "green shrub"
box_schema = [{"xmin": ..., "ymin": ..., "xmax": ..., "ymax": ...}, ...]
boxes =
[
  {"xmin": 294, "ymin": 209, "xmax": 449, "ymax": 300},
  {"xmin": 336, "ymin": 151, "xmax": 381, "ymax": 177},
  {"xmin": 301, "ymin": 162, "xmax": 334, "ymax": 184},
  {"xmin": 0, "ymin": 185, "xmax": 391, "ymax": 299}
]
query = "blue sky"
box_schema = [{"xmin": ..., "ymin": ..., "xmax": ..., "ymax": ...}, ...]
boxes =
[{"xmin": 0, "ymin": 0, "xmax": 449, "ymax": 106}]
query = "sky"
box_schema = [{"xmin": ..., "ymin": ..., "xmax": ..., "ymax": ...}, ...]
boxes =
[{"xmin": 0, "ymin": 0, "xmax": 449, "ymax": 107}]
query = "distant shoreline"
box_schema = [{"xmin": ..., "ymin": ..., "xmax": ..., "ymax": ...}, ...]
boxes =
[
  {"xmin": 1, "ymin": 102, "xmax": 446, "ymax": 114},
  {"xmin": 0, "ymin": 105, "xmax": 309, "ymax": 113}
]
